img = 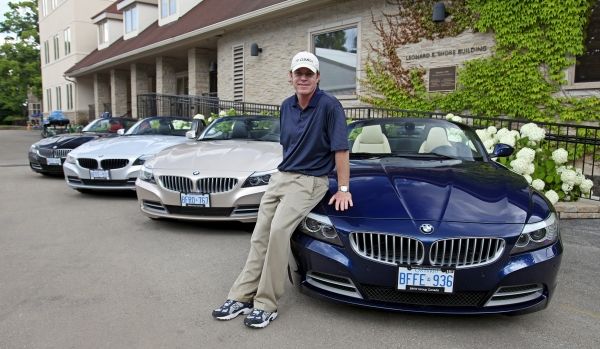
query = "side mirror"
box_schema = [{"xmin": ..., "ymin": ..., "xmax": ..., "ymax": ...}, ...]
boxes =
[
  {"xmin": 490, "ymin": 143, "xmax": 514, "ymax": 157},
  {"xmin": 185, "ymin": 130, "xmax": 196, "ymax": 139},
  {"xmin": 117, "ymin": 129, "xmax": 125, "ymax": 136}
]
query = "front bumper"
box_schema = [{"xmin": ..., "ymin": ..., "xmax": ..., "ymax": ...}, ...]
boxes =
[
  {"xmin": 29, "ymin": 152, "xmax": 65, "ymax": 174},
  {"xmin": 135, "ymin": 178, "xmax": 267, "ymax": 222},
  {"xmin": 63, "ymin": 161, "xmax": 139, "ymax": 191},
  {"xmin": 290, "ymin": 233, "xmax": 562, "ymax": 315}
]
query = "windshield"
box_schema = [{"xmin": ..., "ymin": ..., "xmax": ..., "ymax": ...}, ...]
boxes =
[
  {"xmin": 348, "ymin": 119, "xmax": 485, "ymax": 161},
  {"xmin": 199, "ymin": 116, "xmax": 280, "ymax": 142},
  {"xmin": 125, "ymin": 117, "xmax": 193, "ymax": 136},
  {"xmin": 82, "ymin": 118, "xmax": 135, "ymax": 133}
]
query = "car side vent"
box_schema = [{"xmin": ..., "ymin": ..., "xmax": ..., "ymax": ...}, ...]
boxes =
[{"xmin": 349, "ymin": 232, "xmax": 425, "ymax": 265}]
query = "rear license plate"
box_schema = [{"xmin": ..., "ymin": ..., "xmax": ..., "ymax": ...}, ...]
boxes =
[
  {"xmin": 397, "ymin": 266, "xmax": 454, "ymax": 293},
  {"xmin": 90, "ymin": 169, "xmax": 110, "ymax": 180},
  {"xmin": 47, "ymin": 157, "xmax": 61, "ymax": 165},
  {"xmin": 180, "ymin": 193, "xmax": 210, "ymax": 207}
]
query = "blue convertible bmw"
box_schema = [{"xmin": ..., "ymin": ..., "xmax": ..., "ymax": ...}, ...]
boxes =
[{"xmin": 290, "ymin": 117, "xmax": 562, "ymax": 315}]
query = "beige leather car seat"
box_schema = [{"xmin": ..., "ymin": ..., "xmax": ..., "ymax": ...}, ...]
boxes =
[
  {"xmin": 419, "ymin": 127, "xmax": 450, "ymax": 153},
  {"xmin": 352, "ymin": 125, "xmax": 391, "ymax": 153}
]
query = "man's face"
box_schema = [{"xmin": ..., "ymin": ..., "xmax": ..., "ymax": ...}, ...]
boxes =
[{"xmin": 290, "ymin": 67, "xmax": 319, "ymax": 97}]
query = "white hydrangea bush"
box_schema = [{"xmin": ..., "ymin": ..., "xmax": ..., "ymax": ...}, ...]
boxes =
[{"xmin": 475, "ymin": 121, "xmax": 595, "ymax": 204}]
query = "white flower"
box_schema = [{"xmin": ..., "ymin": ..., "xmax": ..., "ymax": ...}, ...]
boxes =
[
  {"xmin": 560, "ymin": 169, "xmax": 577, "ymax": 186},
  {"xmin": 511, "ymin": 158, "xmax": 534, "ymax": 175},
  {"xmin": 476, "ymin": 129, "xmax": 489, "ymax": 142},
  {"xmin": 531, "ymin": 179, "xmax": 545, "ymax": 191},
  {"xmin": 562, "ymin": 183, "xmax": 574, "ymax": 193},
  {"xmin": 580, "ymin": 179, "xmax": 594, "ymax": 194},
  {"xmin": 544, "ymin": 190, "xmax": 559, "ymax": 205},
  {"xmin": 496, "ymin": 128, "xmax": 510, "ymax": 139},
  {"xmin": 499, "ymin": 134, "xmax": 516, "ymax": 147},
  {"xmin": 483, "ymin": 139, "xmax": 495, "ymax": 153},
  {"xmin": 219, "ymin": 110, "xmax": 227, "ymax": 116},
  {"xmin": 445, "ymin": 113, "xmax": 462, "ymax": 122},
  {"xmin": 486, "ymin": 126, "xmax": 497, "ymax": 136},
  {"xmin": 445, "ymin": 113, "xmax": 454, "ymax": 120},
  {"xmin": 551, "ymin": 148, "xmax": 568, "ymax": 164},
  {"xmin": 193, "ymin": 113, "xmax": 205, "ymax": 120},
  {"xmin": 516, "ymin": 147, "xmax": 536, "ymax": 163},
  {"xmin": 524, "ymin": 174, "xmax": 533, "ymax": 184},
  {"xmin": 520, "ymin": 123, "xmax": 546, "ymax": 142}
]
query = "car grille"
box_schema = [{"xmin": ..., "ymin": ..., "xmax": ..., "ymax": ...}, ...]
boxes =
[
  {"xmin": 349, "ymin": 232, "xmax": 425, "ymax": 265},
  {"xmin": 197, "ymin": 177, "xmax": 238, "ymax": 193},
  {"xmin": 160, "ymin": 176, "xmax": 194, "ymax": 193},
  {"xmin": 38, "ymin": 148, "xmax": 72, "ymax": 158},
  {"xmin": 100, "ymin": 159, "xmax": 129, "ymax": 169},
  {"xmin": 350, "ymin": 233, "xmax": 506, "ymax": 269},
  {"xmin": 430, "ymin": 237, "xmax": 505, "ymax": 268},
  {"xmin": 78, "ymin": 158, "xmax": 98, "ymax": 169},
  {"xmin": 361, "ymin": 285, "xmax": 488, "ymax": 307},
  {"xmin": 165, "ymin": 205, "xmax": 233, "ymax": 216}
]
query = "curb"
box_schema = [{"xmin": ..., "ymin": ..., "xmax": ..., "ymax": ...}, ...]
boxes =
[{"xmin": 555, "ymin": 198, "xmax": 600, "ymax": 219}]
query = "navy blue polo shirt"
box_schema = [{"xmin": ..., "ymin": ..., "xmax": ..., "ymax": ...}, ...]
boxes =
[{"xmin": 278, "ymin": 88, "xmax": 349, "ymax": 176}]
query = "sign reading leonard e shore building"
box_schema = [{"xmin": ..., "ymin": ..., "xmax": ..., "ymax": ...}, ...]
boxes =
[{"xmin": 396, "ymin": 31, "xmax": 495, "ymax": 92}]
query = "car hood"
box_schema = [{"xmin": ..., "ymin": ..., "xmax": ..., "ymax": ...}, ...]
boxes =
[
  {"xmin": 33, "ymin": 133, "xmax": 99, "ymax": 149},
  {"xmin": 324, "ymin": 158, "xmax": 534, "ymax": 224},
  {"xmin": 150, "ymin": 140, "xmax": 283, "ymax": 171},
  {"xmin": 71, "ymin": 135, "xmax": 188, "ymax": 158}
]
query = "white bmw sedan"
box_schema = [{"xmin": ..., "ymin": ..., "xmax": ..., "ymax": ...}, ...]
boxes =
[
  {"xmin": 64, "ymin": 116, "xmax": 200, "ymax": 192},
  {"xmin": 136, "ymin": 115, "xmax": 282, "ymax": 222}
]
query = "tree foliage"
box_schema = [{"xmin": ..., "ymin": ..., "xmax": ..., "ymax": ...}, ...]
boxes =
[{"xmin": 0, "ymin": 1, "xmax": 40, "ymax": 114}]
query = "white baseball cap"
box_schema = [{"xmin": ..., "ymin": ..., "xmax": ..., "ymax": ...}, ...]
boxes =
[{"xmin": 290, "ymin": 51, "xmax": 319, "ymax": 73}]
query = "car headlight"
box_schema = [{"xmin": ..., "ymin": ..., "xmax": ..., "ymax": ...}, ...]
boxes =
[
  {"xmin": 133, "ymin": 154, "xmax": 154, "ymax": 166},
  {"xmin": 139, "ymin": 164, "xmax": 156, "ymax": 183},
  {"xmin": 66, "ymin": 154, "xmax": 76, "ymax": 164},
  {"xmin": 298, "ymin": 213, "xmax": 343, "ymax": 246},
  {"xmin": 242, "ymin": 169, "xmax": 277, "ymax": 188},
  {"xmin": 511, "ymin": 212, "xmax": 559, "ymax": 255},
  {"xmin": 29, "ymin": 145, "xmax": 40, "ymax": 156}
]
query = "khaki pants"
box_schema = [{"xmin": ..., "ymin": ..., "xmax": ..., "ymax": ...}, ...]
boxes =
[{"xmin": 227, "ymin": 171, "xmax": 329, "ymax": 311}]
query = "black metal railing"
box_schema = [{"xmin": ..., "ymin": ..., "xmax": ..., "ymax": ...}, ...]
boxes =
[{"xmin": 137, "ymin": 93, "xmax": 599, "ymax": 200}]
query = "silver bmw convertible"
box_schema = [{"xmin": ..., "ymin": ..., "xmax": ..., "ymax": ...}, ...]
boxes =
[
  {"xmin": 135, "ymin": 115, "xmax": 282, "ymax": 222},
  {"xmin": 63, "ymin": 116, "xmax": 198, "ymax": 192}
]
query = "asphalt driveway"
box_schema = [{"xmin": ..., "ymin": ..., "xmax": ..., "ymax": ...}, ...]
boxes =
[{"xmin": 1, "ymin": 130, "xmax": 599, "ymax": 348}]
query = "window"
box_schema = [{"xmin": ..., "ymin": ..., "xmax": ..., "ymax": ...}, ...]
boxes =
[
  {"xmin": 98, "ymin": 21, "xmax": 109, "ymax": 44},
  {"xmin": 312, "ymin": 25, "xmax": 358, "ymax": 95},
  {"xmin": 575, "ymin": 0, "xmax": 600, "ymax": 83},
  {"xmin": 124, "ymin": 6, "xmax": 138, "ymax": 34},
  {"xmin": 29, "ymin": 103, "xmax": 41, "ymax": 116},
  {"xmin": 55, "ymin": 86, "xmax": 62, "ymax": 110},
  {"xmin": 161, "ymin": 0, "xmax": 177, "ymax": 18},
  {"xmin": 232, "ymin": 45, "xmax": 244, "ymax": 101},
  {"xmin": 46, "ymin": 89, "xmax": 52, "ymax": 111},
  {"xmin": 43, "ymin": 40, "xmax": 50, "ymax": 64},
  {"xmin": 66, "ymin": 83, "xmax": 74, "ymax": 110},
  {"xmin": 53, "ymin": 35, "xmax": 60, "ymax": 60},
  {"xmin": 63, "ymin": 28, "xmax": 71, "ymax": 55}
]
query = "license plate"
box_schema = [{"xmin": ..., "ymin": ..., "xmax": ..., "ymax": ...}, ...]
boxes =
[
  {"xmin": 90, "ymin": 169, "xmax": 110, "ymax": 180},
  {"xmin": 47, "ymin": 157, "xmax": 61, "ymax": 166},
  {"xmin": 397, "ymin": 266, "xmax": 455, "ymax": 293},
  {"xmin": 180, "ymin": 193, "xmax": 210, "ymax": 207}
]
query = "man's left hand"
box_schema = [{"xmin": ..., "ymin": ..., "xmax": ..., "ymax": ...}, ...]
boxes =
[{"xmin": 328, "ymin": 192, "xmax": 353, "ymax": 211}]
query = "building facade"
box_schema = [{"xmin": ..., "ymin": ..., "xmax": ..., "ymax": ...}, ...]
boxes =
[
  {"xmin": 55, "ymin": 0, "xmax": 599, "ymax": 121},
  {"xmin": 39, "ymin": 0, "xmax": 117, "ymax": 123}
]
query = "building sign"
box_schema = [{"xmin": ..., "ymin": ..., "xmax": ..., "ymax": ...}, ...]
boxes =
[
  {"xmin": 405, "ymin": 46, "xmax": 488, "ymax": 61},
  {"xmin": 429, "ymin": 66, "xmax": 456, "ymax": 91}
]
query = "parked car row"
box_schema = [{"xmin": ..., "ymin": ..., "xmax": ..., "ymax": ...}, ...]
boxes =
[{"xmin": 27, "ymin": 115, "xmax": 563, "ymax": 316}]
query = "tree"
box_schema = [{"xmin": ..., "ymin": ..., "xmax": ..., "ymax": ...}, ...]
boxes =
[{"xmin": 0, "ymin": 1, "xmax": 40, "ymax": 116}]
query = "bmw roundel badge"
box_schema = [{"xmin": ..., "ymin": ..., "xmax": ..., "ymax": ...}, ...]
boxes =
[
  {"xmin": 192, "ymin": 170, "xmax": 200, "ymax": 175},
  {"xmin": 420, "ymin": 224, "xmax": 434, "ymax": 234}
]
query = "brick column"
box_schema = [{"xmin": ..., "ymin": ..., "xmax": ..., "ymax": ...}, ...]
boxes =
[
  {"xmin": 156, "ymin": 56, "xmax": 177, "ymax": 116},
  {"xmin": 111, "ymin": 69, "xmax": 130, "ymax": 117},
  {"xmin": 131, "ymin": 63, "xmax": 153, "ymax": 119},
  {"xmin": 94, "ymin": 73, "xmax": 111, "ymax": 117},
  {"xmin": 188, "ymin": 47, "xmax": 212, "ymax": 96}
]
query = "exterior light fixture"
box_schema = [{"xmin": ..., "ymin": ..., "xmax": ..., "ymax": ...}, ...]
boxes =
[
  {"xmin": 250, "ymin": 43, "xmax": 262, "ymax": 56},
  {"xmin": 433, "ymin": 2, "xmax": 447, "ymax": 22}
]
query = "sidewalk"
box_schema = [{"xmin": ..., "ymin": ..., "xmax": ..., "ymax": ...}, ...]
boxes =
[{"xmin": 555, "ymin": 198, "xmax": 600, "ymax": 219}]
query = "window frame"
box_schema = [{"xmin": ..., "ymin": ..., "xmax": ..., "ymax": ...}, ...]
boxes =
[
  {"xmin": 63, "ymin": 27, "xmax": 71, "ymax": 55},
  {"xmin": 55, "ymin": 86, "xmax": 62, "ymax": 111},
  {"xmin": 53, "ymin": 34, "xmax": 60, "ymax": 60},
  {"xmin": 46, "ymin": 88, "xmax": 52, "ymax": 112},
  {"xmin": 66, "ymin": 83, "xmax": 74, "ymax": 110},
  {"xmin": 43, "ymin": 40, "xmax": 50, "ymax": 64},
  {"xmin": 124, "ymin": 6, "xmax": 138, "ymax": 34},
  {"xmin": 98, "ymin": 21, "xmax": 109, "ymax": 45},
  {"xmin": 161, "ymin": 0, "xmax": 177, "ymax": 18},
  {"xmin": 309, "ymin": 19, "xmax": 361, "ymax": 99}
]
